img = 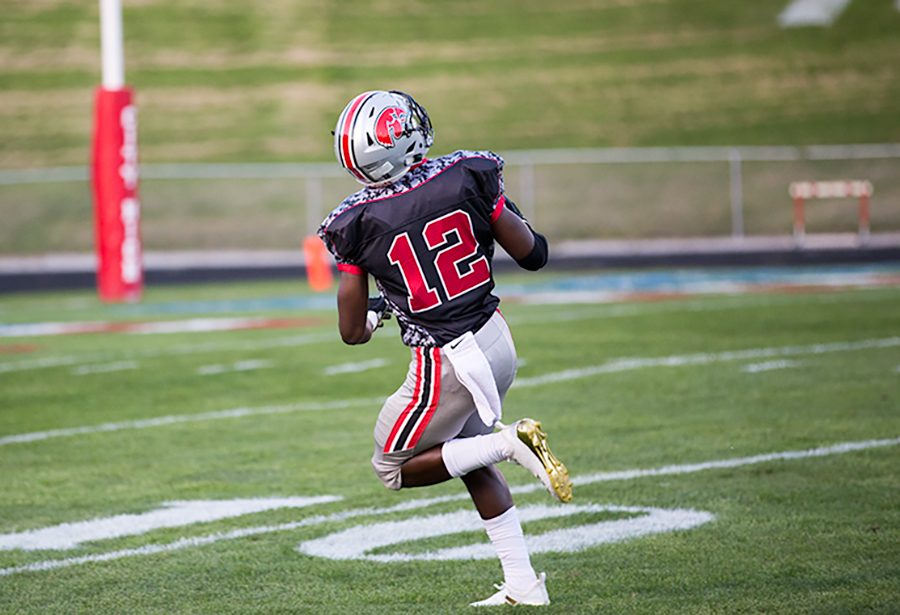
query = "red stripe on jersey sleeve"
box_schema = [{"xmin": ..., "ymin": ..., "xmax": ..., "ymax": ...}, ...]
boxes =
[
  {"xmin": 490, "ymin": 194, "xmax": 506, "ymax": 223},
  {"xmin": 337, "ymin": 263, "xmax": 365, "ymax": 275}
]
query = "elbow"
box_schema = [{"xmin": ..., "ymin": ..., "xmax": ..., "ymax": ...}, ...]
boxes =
[
  {"xmin": 515, "ymin": 232, "xmax": 548, "ymax": 271},
  {"xmin": 341, "ymin": 330, "xmax": 367, "ymax": 345},
  {"xmin": 340, "ymin": 322, "xmax": 370, "ymax": 345}
]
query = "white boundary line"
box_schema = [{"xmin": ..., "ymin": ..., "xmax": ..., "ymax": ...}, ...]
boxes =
[
  {"xmin": 2, "ymin": 336, "xmax": 897, "ymax": 447},
  {"xmin": 0, "ymin": 398, "xmax": 384, "ymax": 446},
  {"xmin": 1, "ymin": 436, "xmax": 897, "ymax": 577}
]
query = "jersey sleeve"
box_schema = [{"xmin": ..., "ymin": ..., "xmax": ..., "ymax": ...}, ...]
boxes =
[
  {"xmin": 465, "ymin": 151, "xmax": 538, "ymax": 228},
  {"xmin": 318, "ymin": 202, "xmax": 366, "ymax": 275},
  {"xmin": 458, "ymin": 150, "xmax": 507, "ymax": 223}
]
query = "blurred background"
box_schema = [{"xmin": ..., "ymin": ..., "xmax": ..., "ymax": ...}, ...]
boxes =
[{"xmin": 1, "ymin": 0, "xmax": 898, "ymax": 260}]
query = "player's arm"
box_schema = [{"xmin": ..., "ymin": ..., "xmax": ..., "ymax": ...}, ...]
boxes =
[
  {"xmin": 337, "ymin": 271, "xmax": 373, "ymax": 345},
  {"xmin": 491, "ymin": 205, "xmax": 548, "ymax": 271}
]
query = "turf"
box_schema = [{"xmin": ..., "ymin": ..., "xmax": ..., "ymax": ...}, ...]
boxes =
[{"xmin": 1, "ymin": 272, "xmax": 898, "ymax": 613}]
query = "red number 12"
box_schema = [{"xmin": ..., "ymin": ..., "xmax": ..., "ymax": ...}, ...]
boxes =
[{"xmin": 388, "ymin": 210, "xmax": 490, "ymax": 313}]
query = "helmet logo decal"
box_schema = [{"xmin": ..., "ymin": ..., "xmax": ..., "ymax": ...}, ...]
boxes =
[{"xmin": 374, "ymin": 107, "xmax": 407, "ymax": 148}]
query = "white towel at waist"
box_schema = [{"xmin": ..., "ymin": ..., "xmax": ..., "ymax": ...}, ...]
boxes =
[{"xmin": 442, "ymin": 331, "xmax": 502, "ymax": 427}]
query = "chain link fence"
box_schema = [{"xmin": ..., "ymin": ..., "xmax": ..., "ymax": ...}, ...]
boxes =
[{"xmin": 1, "ymin": 145, "xmax": 898, "ymax": 255}]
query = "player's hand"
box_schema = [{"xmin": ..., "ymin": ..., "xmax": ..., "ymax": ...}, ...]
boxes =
[
  {"xmin": 367, "ymin": 296, "xmax": 391, "ymax": 321},
  {"xmin": 366, "ymin": 296, "xmax": 391, "ymax": 332}
]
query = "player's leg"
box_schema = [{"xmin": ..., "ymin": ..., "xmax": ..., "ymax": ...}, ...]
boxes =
[
  {"xmin": 459, "ymin": 463, "xmax": 511, "ymax": 519},
  {"xmin": 441, "ymin": 311, "xmax": 571, "ymax": 501},
  {"xmin": 399, "ymin": 417, "xmax": 574, "ymax": 504},
  {"xmin": 375, "ymin": 312, "xmax": 573, "ymax": 501},
  {"xmin": 372, "ymin": 345, "xmax": 473, "ymax": 491},
  {"xmin": 397, "ymin": 444, "xmax": 450, "ymax": 486},
  {"xmin": 463, "ymin": 465, "xmax": 550, "ymax": 607}
]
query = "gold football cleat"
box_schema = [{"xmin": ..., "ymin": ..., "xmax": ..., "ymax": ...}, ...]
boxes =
[{"xmin": 503, "ymin": 418, "xmax": 573, "ymax": 503}]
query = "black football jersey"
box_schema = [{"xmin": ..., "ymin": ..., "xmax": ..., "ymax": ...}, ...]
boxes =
[{"xmin": 319, "ymin": 150, "xmax": 512, "ymax": 347}]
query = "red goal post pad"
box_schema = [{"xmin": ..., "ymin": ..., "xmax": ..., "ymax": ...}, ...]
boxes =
[{"xmin": 91, "ymin": 87, "xmax": 143, "ymax": 302}]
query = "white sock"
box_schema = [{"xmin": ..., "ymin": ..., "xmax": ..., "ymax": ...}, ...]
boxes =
[
  {"xmin": 483, "ymin": 506, "xmax": 538, "ymax": 593},
  {"xmin": 441, "ymin": 433, "xmax": 511, "ymax": 478}
]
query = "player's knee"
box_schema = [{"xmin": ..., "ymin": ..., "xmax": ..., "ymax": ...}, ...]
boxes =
[{"xmin": 371, "ymin": 457, "xmax": 403, "ymax": 491}]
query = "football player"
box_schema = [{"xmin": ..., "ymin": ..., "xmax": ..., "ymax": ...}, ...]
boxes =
[{"xmin": 318, "ymin": 90, "xmax": 573, "ymax": 607}]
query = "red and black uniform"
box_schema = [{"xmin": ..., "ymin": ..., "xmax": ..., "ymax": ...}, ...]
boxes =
[{"xmin": 319, "ymin": 150, "xmax": 516, "ymax": 347}]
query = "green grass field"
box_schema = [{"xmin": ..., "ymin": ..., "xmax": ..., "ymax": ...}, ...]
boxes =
[{"xmin": 1, "ymin": 271, "xmax": 898, "ymax": 613}]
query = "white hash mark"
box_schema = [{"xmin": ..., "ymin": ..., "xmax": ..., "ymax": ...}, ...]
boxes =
[
  {"xmin": 196, "ymin": 359, "xmax": 272, "ymax": 376},
  {"xmin": 740, "ymin": 360, "xmax": 801, "ymax": 374},
  {"xmin": 72, "ymin": 361, "xmax": 139, "ymax": 375},
  {"xmin": 324, "ymin": 358, "xmax": 389, "ymax": 376}
]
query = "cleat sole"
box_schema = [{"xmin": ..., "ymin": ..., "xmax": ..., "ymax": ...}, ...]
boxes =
[{"xmin": 516, "ymin": 419, "xmax": 573, "ymax": 503}]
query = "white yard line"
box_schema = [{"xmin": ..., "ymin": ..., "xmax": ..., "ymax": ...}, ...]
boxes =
[
  {"xmin": 562, "ymin": 437, "xmax": 900, "ymax": 489},
  {"xmin": 0, "ymin": 398, "xmax": 384, "ymax": 447},
  {"xmin": 0, "ymin": 332, "xmax": 335, "ymax": 375},
  {"xmin": 507, "ymin": 287, "xmax": 897, "ymax": 325},
  {"xmin": 1, "ymin": 436, "xmax": 896, "ymax": 577},
  {"xmin": 2, "ymin": 336, "xmax": 897, "ymax": 447},
  {"xmin": 513, "ymin": 337, "xmax": 900, "ymax": 388}
]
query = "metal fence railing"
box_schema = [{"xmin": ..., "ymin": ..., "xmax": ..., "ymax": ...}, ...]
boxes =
[{"xmin": 1, "ymin": 144, "xmax": 898, "ymax": 254}]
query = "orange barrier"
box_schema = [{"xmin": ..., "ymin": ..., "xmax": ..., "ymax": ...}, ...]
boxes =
[{"xmin": 303, "ymin": 235, "xmax": 334, "ymax": 291}]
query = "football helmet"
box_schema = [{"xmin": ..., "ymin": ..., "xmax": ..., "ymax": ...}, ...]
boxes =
[{"xmin": 333, "ymin": 90, "xmax": 434, "ymax": 186}]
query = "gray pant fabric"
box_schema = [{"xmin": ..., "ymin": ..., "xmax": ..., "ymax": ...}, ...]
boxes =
[{"xmin": 371, "ymin": 310, "xmax": 517, "ymax": 489}]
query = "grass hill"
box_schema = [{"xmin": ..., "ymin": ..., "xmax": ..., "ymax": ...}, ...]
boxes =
[{"xmin": 2, "ymin": 0, "xmax": 899, "ymax": 168}]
